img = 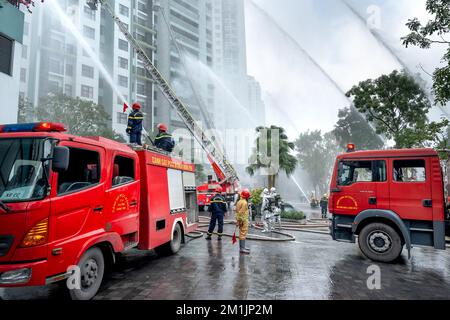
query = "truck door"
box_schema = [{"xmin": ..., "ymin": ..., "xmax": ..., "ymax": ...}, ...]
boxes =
[
  {"xmin": 105, "ymin": 155, "xmax": 140, "ymax": 247},
  {"xmin": 331, "ymin": 159, "xmax": 387, "ymax": 216},
  {"xmin": 47, "ymin": 143, "xmax": 106, "ymax": 276},
  {"xmin": 389, "ymin": 158, "xmax": 432, "ymax": 221}
]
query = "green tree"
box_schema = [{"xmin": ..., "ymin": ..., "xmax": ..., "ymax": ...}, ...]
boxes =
[
  {"xmin": 17, "ymin": 95, "xmax": 34, "ymax": 123},
  {"xmin": 333, "ymin": 107, "xmax": 385, "ymax": 150},
  {"xmin": 402, "ymin": 0, "xmax": 450, "ymax": 105},
  {"xmin": 295, "ymin": 130, "xmax": 341, "ymax": 196},
  {"xmin": 36, "ymin": 94, "xmax": 125, "ymax": 142},
  {"xmin": 246, "ymin": 125, "xmax": 298, "ymax": 189},
  {"xmin": 346, "ymin": 70, "xmax": 448, "ymax": 148}
]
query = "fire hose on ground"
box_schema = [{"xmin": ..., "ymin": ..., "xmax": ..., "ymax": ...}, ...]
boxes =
[{"xmin": 188, "ymin": 216, "xmax": 331, "ymax": 242}]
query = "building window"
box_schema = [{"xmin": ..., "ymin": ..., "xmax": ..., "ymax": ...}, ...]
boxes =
[
  {"xmin": 82, "ymin": 64, "xmax": 94, "ymax": 78},
  {"xmin": 81, "ymin": 85, "xmax": 94, "ymax": 99},
  {"xmin": 83, "ymin": 26, "xmax": 95, "ymax": 40},
  {"xmin": 137, "ymin": 83, "xmax": 145, "ymax": 95},
  {"xmin": 0, "ymin": 35, "xmax": 13, "ymax": 76},
  {"xmin": 84, "ymin": 5, "xmax": 96, "ymax": 20},
  {"xmin": 119, "ymin": 4, "xmax": 129, "ymax": 17},
  {"xmin": 117, "ymin": 112, "xmax": 128, "ymax": 125},
  {"xmin": 48, "ymin": 80, "xmax": 60, "ymax": 94},
  {"xmin": 118, "ymin": 39, "xmax": 128, "ymax": 51},
  {"xmin": 22, "ymin": 45, "xmax": 28, "ymax": 59},
  {"xmin": 118, "ymin": 56, "xmax": 128, "ymax": 69},
  {"xmin": 65, "ymin": 84, "xmax": 72, "ymax": 95},
  {"xmin": 20, "ymin": 68, "xmax": 26, "ymax": 82},
  {"xmin": 65, "ymin": 64, "xmax": 73, "ymax": 76},
  {"xmin": 49, "ymin": 58, "xmax": 63, "ymax": 74},
  {"xmin": 118, "ymin": 75, "xmax": 128, "ymax": 88}
]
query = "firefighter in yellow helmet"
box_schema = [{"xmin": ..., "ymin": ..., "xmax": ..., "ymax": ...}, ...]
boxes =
[{"xmin": 236, "ymin": 189, "xmax": 251, "ymax": 255}]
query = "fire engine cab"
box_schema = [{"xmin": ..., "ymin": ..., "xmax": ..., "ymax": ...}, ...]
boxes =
[
  {"xmin": 0, "ymin": 122, "xmax": 198, "ymax": 299},
  {"xmin": 330, "ymin": 144, "xmax": 450, "ymax": 263}
]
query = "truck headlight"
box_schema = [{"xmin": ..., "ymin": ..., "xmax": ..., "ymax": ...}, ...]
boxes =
[{"xmin": 0, "ymin": 268, "xmax": 32, "ymax": 284}]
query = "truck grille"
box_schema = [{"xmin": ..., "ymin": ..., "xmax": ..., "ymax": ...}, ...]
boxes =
[{"xmin": 0, "ymin": 235, "xmax": 14, "ymax": 257}]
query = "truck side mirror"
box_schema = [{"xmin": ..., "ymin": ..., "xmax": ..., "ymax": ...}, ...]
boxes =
[{"xmin": 52, "ymin": 146, "xmax": 70, "ymax": 173}]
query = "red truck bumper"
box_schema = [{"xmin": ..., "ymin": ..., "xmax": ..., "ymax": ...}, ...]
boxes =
[{"xmin": 0, "ymin": 259, "xmax": 49, "ymax": 287}]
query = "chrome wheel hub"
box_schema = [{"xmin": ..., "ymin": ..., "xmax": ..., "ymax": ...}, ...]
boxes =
[
  {"xmin": 368, "ymin": 231, "xmax": 392, "ymax": 253},
  {"xmin": 81, "ymin": 259, "xmax": 98, "ymax": 289}
]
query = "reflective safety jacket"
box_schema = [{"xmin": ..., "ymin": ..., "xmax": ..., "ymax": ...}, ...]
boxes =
[
  {"xmin": 155, "ymin": 131, "xmax": 175, "ymax": 152},
  {"xmin": 208, "ymin": 194, "xmax": 227, "ymax": 215},
  {"xmin": 127, "ymin": 110, "xmax": 144, "ymax": 133}
]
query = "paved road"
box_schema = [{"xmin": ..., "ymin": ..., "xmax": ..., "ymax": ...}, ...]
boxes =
[{"xmin": 1, "ymin": 225, "xmax": 450, "ymax": 300}]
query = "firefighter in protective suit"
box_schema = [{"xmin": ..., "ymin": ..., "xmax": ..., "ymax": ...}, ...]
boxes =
[
  {"xmin": 261, "ymin": 188, "xmax": 272, "ymax": 233},
  {"xmin": 236, "ymin": 189, "xmax": 251, "ymax": 254},
  {"xmin": 155, "ymin": 123, "xmax": 175, "ymax": 153},
  {"xmin": 270, "ymin": 187, "xmax": 282, "ymax": 227},
  {"xmin": 126, "ymin": 103, "xmax": 144, "ymax": 145},
  {"xmin": 206, "ymin": 186, "xmax": 227, "ymax": 241}
]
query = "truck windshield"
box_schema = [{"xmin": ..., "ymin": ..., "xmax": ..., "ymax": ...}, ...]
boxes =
[{"xmin": 0, "ymin": 138, "xmax": 52, "ymax": 203}]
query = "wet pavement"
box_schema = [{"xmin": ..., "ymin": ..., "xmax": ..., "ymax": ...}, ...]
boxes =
[{"xmin": 1, "ymin": 224, "xmax": 450, "ymax": 300}]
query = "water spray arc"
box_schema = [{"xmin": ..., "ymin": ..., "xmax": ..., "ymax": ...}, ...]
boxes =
[
  {"xmin": 340, "ymin": 0, "xmax": 450, "ymax": 118},
  {"xmin": 46, "ymin": 0, "xmax": 128, "ymax": 107}
]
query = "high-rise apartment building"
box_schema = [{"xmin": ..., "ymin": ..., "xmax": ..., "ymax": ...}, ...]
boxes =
[
  {"xmin": 0, "ymin": 1, "xmax": 24, "ymax": 123},
  {"xmin": 19, "ymin": 0, "xmax": 156, "ymax": 136},
  {"xmin": 154, "ymin": 0, "xmax": 214, "ymax": 132}
]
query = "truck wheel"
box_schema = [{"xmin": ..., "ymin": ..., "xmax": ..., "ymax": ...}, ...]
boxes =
[
  {"xmin": 358, "ymin": 223, "xmax": 403, "ymax": 263},
  {"xmin": 199, "ymin": 205, "xmax": 205, "ymax": 212},
  {"xmin": 156, "ymin": 223, "xmax": 182, "ymax": 256},
  {"xmin": 69, "ymin": 247, "xmax": 105, "ymax": 300}
]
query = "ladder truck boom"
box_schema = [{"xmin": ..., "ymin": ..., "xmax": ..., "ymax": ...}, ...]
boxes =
[{"xmin": 87, "ymin": 0, "xmax": 238, "ymax": 186}]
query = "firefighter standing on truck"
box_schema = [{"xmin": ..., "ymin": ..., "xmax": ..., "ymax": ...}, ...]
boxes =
[
  {"xmin": 126, "ymin": 103, "xmax": 144, "ymax": 145},
  {"xmin": 155, "ymin": 123, "xmax": 175, "ymax": 153},
  {"xmin": 206, "ymin": 187, "xmax": 227, "ymax": 241},
  {"xmin": 236, "ymin": 189, "xmax": 251, "ymax": 255}
]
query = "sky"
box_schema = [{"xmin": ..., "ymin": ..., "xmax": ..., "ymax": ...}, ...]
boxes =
[{"xmin": 245, "ymin": 0, "xmax": 449, "ymax": 139}]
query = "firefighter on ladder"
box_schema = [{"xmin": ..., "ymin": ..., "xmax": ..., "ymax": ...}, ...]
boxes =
[
  {"xmin": 236, "ymin": 189, "xmax": 251, "ymax": 254},
  {"xmin": 126, "ymin": 103, "xmax": 144, "ymax": 146},
  {"xmin": 206, "ymin": 186, "xmax": 227, "ymax": 241},
  {"xmin": 155, "ymin": 123, "xmax": 175, "ymax": 153}
]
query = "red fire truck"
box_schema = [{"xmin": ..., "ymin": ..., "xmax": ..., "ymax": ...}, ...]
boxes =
[
  {"xmin": 0, "ymin": 122, "xmax": 198, "ymax": 299},
  {"xmin": 329, "ymin": 145, "xmax": 450, "ymax": 263}
]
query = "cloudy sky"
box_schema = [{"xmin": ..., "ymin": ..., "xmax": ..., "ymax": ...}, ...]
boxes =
[{"xmin": 245, "ymin": 0, "xmax": 449, "ymax": 138}]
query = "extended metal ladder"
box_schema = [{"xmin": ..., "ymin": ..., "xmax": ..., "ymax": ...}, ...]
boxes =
[{"xmin": 91, "ymin": 0, "xmax": 238, "ymax": 185}]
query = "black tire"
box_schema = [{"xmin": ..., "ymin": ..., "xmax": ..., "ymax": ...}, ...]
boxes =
[
  {"xmin": 69, "ymin": 247, "xmax": 105, "ymax": 300},
  {"xmin": 198, "ymin": 205, "xmax": 205, "ymax": 212},
  {"xmin": 155, "ymin": 223, "xmax": 183, "ymax": 256},
  {"xmin": 358, "ymin": 223, "xmax": 403, "ymax": 263}
]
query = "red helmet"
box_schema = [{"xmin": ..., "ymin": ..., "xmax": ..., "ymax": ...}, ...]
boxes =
[
  {"xmin": 241, "ymin": 189, "xmax": 250, "ymax": 200},
  {"xmin": 215, "ymin": 186, "xmax": 223, "ymax": 193},
  {"xmin": 157, "ymin": 123, "xmax": 168, "ymax": 132},
  {"xmin": 132, "ymin": 102, "xmax": 141, "ymax": 110}
]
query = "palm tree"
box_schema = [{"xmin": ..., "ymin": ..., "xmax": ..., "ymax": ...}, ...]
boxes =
[{"xmin": 246, "ymin": 125, "xmax": 298, "ymax": 188}]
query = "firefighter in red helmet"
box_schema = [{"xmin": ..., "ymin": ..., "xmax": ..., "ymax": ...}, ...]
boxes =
[
  {"xmin": 236, "ymin": 189, "xmax": 251, "ymax": 254},
  {"xmin": 155, "ymin": 123, "xmax": 175, "ymax": 153},
  {"xmin": 126, "ymin": 102, "xmax": 144, "ymax": 145}
]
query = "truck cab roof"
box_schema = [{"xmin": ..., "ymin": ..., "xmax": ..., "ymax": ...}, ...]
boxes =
[{"xmin": 337, "ymin": 148, "xmax": 439, "ymax": 160}]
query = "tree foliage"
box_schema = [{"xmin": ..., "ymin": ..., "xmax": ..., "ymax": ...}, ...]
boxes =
[
  {"xmin": 36, "ymin": 94, "xmax": 125, "ymax": 142},
  {"xmin": 333, "ymin": 107, "xmax": 385, "ymax": 150},
  {"xmin": 246, "ymin": 125, "xmax": 298, "ymax": 189},
  {"xmin": 295, "ymin": 130, "xmax": 341, "ymax": 196},
  {"xmin": 346, "ymin": 70, "xmax": 448, "ymax": 148},
  {"xmin": 402, "ymin": 0, "xmax": 450, "ymax": 105},
  {"xmin": 17, "ymin": 95, "xmax": 34, "ymax": 124}
]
